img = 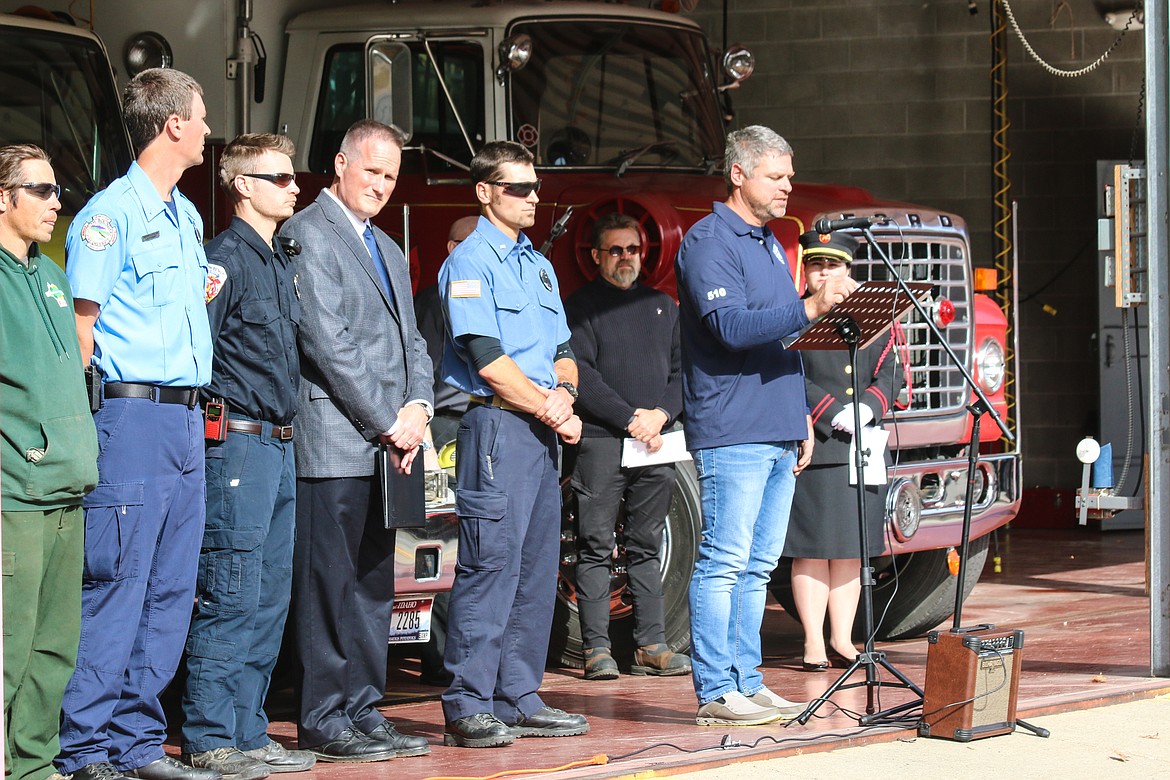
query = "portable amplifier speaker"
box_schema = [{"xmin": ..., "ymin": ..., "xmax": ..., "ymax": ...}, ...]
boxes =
[{"xmin": 918, "ymin": 624, "xmax": 1023, "ymax": 742}]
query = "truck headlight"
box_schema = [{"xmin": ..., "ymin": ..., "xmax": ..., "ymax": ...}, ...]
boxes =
[
  {"xmin": 887, "ymin": 478, "xmax": 922, "ymax": 542},
  {"xmin": 976, "ymin": 337, "xmax": 1006, "ymax": 394}
]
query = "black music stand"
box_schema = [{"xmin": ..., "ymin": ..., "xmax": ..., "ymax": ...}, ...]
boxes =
[{"xmin": 788, "ymin": 280, "xmax": 931, "ymax": 725}]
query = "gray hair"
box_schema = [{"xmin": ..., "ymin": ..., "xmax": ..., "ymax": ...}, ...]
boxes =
[
  {"xmin": 339, "ymin": 119, "xmax": 405, "ymax": 159},
  {"xmin": 724, "ymin": 126, "xmax": 793, "ymax": 189}
]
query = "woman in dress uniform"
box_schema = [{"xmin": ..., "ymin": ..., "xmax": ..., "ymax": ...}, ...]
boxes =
[{"xmin": 784, "ymin": 230, "xmax": 905, "ymax": 670}]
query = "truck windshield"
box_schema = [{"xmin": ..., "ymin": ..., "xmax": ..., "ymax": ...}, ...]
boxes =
[
  {"xmin": 0, "ymin": 26, "xmax": 132, "ymax": 216},
  {"xmin": 508, "ymin": 20, "xmax": 724, "ymax": 170}
]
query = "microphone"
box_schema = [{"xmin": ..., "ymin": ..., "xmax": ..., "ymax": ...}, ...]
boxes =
[{"xmin": 814, "ymin": 216, "xmax": 885, "ymax": 234}]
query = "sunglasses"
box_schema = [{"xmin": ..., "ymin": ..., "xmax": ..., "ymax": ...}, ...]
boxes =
[
  {"xmin": 486, "ymin": 179, "xmax": 541, "ymax": 198},
  {"xmin": 242, "ymin": 172, "xmax": 297, "ymax": 187},
  {"xmin": 17, "ymin": 182, "xmax": 62, "ymax": 200},
  {"xmin": 602, "ymin": 244, "xmax": 642, "ymax": 258}
]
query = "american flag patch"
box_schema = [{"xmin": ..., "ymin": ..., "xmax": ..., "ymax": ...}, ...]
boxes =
[{"xmin": 450, "ymin": 279, "xmax": 481, "ymax": 298}]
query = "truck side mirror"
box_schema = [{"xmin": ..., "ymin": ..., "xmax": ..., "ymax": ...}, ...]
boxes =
[{"xmin": 367, "ymin": 40, "xmax": 414, "ymax": 142}]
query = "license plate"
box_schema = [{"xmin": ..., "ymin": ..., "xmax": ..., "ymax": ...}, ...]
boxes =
[{"xmin": 388, "ymin": 596, "xmax": 433, "ymax": 644}]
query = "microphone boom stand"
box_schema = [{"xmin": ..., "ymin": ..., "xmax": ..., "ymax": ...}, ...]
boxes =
[
  {"xmin": 795, "ymin": 226, "xmax": 1044, "ymax": 735},
  {"xmin": 793, "ymin": 313, "xmax": 924, "ymax": 725}
]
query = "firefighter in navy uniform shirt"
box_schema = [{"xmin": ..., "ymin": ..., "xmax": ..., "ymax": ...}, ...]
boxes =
[{"xmin": 180, "ymin": 134, "xmax": 316, "ymax": 778}]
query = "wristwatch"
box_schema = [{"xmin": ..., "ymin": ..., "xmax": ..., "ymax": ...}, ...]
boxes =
[{"xmin": 556, "ymin": 381, "xmax": 579, "ymax": 400}]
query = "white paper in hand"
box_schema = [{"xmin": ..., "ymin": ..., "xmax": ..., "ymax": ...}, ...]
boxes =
[
  {"xmin": 621, "ymin": 430, "xmax": 693, "ymax": 468},
  {"xmin": 848, "ymin": 426, "xmax": 890, "ymax": 486}
]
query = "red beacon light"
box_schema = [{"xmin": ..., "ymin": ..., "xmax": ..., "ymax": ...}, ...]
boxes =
[{"xmin": 934, "ymin": 298, "xmax": 956, "ymax": 328}]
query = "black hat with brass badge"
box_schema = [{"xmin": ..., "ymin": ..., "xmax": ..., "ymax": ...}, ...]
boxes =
[{"xmin": 799, "ymin": 230, "xmax": 860, "ymax": 264}]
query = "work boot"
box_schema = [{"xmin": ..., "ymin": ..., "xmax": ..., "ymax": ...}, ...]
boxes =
[
  {"xmin": 583, "ymin": 647, "xmax": 619, "ymax": 680},
  {"xmin": 631, "ymin": 643, "xmax": 692, "ymax": 676},
  {"xmin": 184, "ymin": 748, "xmax": 270, "ymax": 780},
  {"xmin": 240, "ymin": 740, "xmax": 316, "ymax": 773}
]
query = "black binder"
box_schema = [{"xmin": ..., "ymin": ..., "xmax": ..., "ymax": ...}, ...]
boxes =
[{"xmin": 377, "ymin": 442, "xmax": 426, "ymax": 529}]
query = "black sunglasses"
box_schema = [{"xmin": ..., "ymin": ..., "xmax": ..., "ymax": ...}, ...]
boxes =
[
  {"xmin": 242, "ymin": 172, "xmax": 297, "ymax": 187},
  {"xmin": 17, "ymin": 182, "xmax": 62, "ymax": 200},
  {"xmin": 486, "ymin": 179, "xmax": 541, "ymax": 198},
  {"xmin": 602, "ymin": 244, "xmax": 642, "ymax": 258}
]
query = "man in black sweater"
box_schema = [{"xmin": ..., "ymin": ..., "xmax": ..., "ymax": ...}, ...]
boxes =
[{"xmin": 566, "ymin": 213, "xmax": 690, "ymax": 680}]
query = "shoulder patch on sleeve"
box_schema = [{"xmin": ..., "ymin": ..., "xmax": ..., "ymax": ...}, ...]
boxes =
[
  {"xmin": 449, "ymin": 279, "xmax": 481, "ymax": 298},
  {"xmin": 80, "ymin": 215, "xmax": 118, "ymax": 251},
  {"xmin": 205, "ymin": 264, "xmax": 228, "ymax": 303}
]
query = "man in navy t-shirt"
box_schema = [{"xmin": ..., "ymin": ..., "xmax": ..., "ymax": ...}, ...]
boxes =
[{"xmin": 675, "ymin": 125, "xmax": 856, "ymax": 726}]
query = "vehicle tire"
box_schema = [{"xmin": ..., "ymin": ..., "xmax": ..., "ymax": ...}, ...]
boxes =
[
  {"xmin": 549, "ymin": 461, "xmax": 701, "ymax": 669},
  {"xmin": 769, "ymin": 534, "xmax": 991, "ymax": 642}
]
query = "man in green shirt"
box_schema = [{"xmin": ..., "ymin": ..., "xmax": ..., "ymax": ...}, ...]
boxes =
[{"xmin": 0, "ymin": 143, "xmax": 98, "ymax": 780}]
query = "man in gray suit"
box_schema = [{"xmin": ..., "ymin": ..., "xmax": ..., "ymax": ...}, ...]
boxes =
[{"xmin": 281, "ymin": 119, "xmax": 433, "ymax": 763}]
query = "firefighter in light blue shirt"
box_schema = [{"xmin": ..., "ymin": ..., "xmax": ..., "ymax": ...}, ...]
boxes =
[
  {"xmin": 57, "ymin": 69, "xmax": 220, "ymax": 780},
  {"xmin": 437, "ymin": 142, "xmax": 587, "ymax": 749}
]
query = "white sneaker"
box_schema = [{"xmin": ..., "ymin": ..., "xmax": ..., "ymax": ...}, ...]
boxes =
[
  {"xmin": 747, "ymin": 686, "xmax": 807, "ymax": 719},
  {"xmin": 695, "ymin": 690, "xmax": 783, "ymax": 726}
]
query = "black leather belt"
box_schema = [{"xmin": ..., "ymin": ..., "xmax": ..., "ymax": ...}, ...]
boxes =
[
  {"xmin": 226, "ymin": 420, "xmax": 295, "ymax": 441},
  {"xmin": 468, "ymin": 395, "xmax": 525, "ymax": 413},
  {"xmin": 103, "ymin": 382, "xmax": 199, "ymax": 407}
]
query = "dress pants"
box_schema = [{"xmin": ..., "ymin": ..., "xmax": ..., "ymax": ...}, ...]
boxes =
[
  {"xmin": 570, "ymin": 435, "xmax": 675, "ymax": 650},
  {"xmin": 3, "ymin": 506, "xmax": 83, "ymax": 780},
  {"xmin": 57, "ymin": 399, "xmax": 206, "ymax": 775},
  {"xmin": 292, "ymin": 475, "xmax": 396, "ymax": 746},
  {"xmin": 440, "ymin": 405, "xmax": 561, "ymax": 724},
  {"xmin": 182, "ymin": 427, "xmax": 296, "ymax": 753}
]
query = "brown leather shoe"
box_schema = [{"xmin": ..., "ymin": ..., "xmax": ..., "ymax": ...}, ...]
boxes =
[
  {"xmin": 631, "ymin": 643, "xmax": 692, "ymax": 676},
  {"xmin": 583, "ymin": 647, "xmax": 619, "ymax": 680}
]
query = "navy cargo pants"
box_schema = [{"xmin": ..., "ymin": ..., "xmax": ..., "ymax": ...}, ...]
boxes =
[
  {"xmin": 181, "ymin": 422, "xmax": 296, "ymax": 753},
  {"xmin": 441, "ymin": 404, "xmax": 561, "ymax": 724},
  {"xmin": 57, "ymin": 399, "xmax": 205, "ymax": 775}
]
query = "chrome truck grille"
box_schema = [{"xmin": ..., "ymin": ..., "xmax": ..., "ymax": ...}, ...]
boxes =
[{"xmin": 850, "ymin": 235, "xmax": 972, "ymax": 418}]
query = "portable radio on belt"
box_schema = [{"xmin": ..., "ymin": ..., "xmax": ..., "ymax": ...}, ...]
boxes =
[
  {"xmin": 204, "ymin": 399, "xmax": 229, "ymax": 441},
  {"xmin": 84, "ymin": 366, "xmax": 102, "ymax": 413}
]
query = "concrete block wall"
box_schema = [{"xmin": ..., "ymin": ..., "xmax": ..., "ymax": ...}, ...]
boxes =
[{"xmin": 689, "ymin": 0, "xmax": 1145, "ymax": 488}]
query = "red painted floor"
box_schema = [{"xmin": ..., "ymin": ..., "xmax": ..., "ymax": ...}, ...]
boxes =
[{"xmin": 168, "ymin": 526, "xmax": 1168, "ymax": 779}]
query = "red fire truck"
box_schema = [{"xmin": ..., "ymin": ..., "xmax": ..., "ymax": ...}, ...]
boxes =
[{"xmin": 1, "ymin": 0, "xmax": 1018, "ymax": 667}]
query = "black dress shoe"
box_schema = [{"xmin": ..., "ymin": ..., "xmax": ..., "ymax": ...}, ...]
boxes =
[
  {"xmin": 443, "ymin": 713, "xmax": 516, "ymax": 748},
  {"xmin": 801, "ymin": 658, "xmax": 831, "ymax": 672},
  {"xmin": 364, "ymin": 720, "xmax": 431, "ymax": 757},
  {"xmin": 125, "ymin": 756, "xmax": 222, "ymax": 780},
  {"xmin": 70, "ymin": 763, "xmax": 131, "ymax": 780},
  {"xmin": 304, "ymin": 727, "xmax": 397, "ymax": 763},
  {"xmin": 507, "ymin": 706, "xmax": 589, "ymax": 738}
]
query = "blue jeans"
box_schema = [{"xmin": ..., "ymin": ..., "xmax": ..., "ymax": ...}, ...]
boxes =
[
  {"xmin": 181, "ymin": 426, "xmax": 296, "ymax": 753},
  {"xmin": 688, "ymin": 442, "xmax": 798, "ymax": 705}
]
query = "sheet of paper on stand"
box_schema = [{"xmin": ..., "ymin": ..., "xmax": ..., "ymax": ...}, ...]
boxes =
[{"xmin": 849, "ymin": 426, "xmax": 890, "ymax": 486}]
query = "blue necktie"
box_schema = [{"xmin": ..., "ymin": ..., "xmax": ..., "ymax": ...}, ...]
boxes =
[{"xmin": 363, "ymin": 224, "xmax": 395, "ymax": 307}]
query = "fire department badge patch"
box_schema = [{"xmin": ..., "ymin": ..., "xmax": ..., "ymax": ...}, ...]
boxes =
[
  {"xmin": 539, "ymin": 268, "xmax": 553, "ymax": 292},
  {"xmin": 205, "ymin": 264, "xmax": 228, "ymax": 302},
  {"xmin": 80, "ymin": 215, "xmax": 117, "ymax": 251}
]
